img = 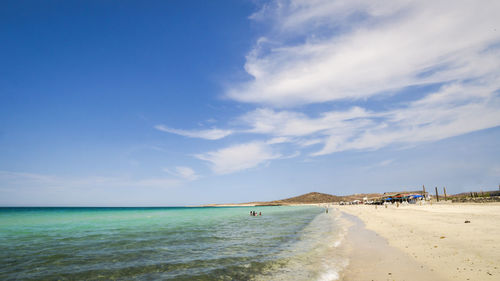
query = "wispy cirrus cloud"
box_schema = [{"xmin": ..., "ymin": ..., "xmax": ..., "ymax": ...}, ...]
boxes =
[
  {"xmin": 234, "ymin": 80, "xmax": 500, "ymax": 157},
  {"xmin": 232, "ymin": 0, "xmax": 500, "ymax": 156},
  {"xmin": 161, "ymin": 0, "xmax": 500, "ymax": 174},
  {"xmin": 155, "ymin": 125, "xmax": 233, "ymax": 140},
  {"xmin": 164, "ymin": 166, "xmax": 199, "ymax": 181},
  {"xmin": 316, "ymin": 82, "xmax": 500, "ymax": 155},
  {"xmin": 195, "ymin": 142, "xmax": 281, "ymax": 174},
  {"xmin": 229, "ymin": 0, "xmax": 500, "ymax": 106},
  {"xmin": 240, "ymin": 106, "xmax": 371, "ymax": 137}
]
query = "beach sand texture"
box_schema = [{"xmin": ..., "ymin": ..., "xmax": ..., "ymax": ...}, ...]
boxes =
[
  {"xmin": 340, "ymin": 213, "xmax": 444, "ymax": 281},
  {"xmin": 338, "ymin": 203, "xmax": 500, "ymax": 281}
]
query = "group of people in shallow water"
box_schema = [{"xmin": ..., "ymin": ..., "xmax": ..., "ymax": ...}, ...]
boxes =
[{"xmin": 249, "ymin": 211, "xmax": 261, "ymax": 216}]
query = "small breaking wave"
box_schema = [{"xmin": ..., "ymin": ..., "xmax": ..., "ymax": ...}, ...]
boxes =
[{"xmin": 253, "ymin": 208, "xmax": 349, "ymax": 281}]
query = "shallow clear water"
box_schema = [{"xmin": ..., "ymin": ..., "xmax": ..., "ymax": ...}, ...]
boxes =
[{"xmin": 0, "ymin": 206, "xmax": 347, "ymax": 280}]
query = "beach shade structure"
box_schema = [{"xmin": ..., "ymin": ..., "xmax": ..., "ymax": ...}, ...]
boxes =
[
  {"xmin": 412, "ymin": 195, "xmax": 423, "ymax": 198},
  {"xmin": 384, "ymin": 198, "xmax": 392, "ymax": 201}
]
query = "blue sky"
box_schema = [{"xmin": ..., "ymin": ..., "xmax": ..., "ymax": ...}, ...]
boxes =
[{"xmin": 1, "ymin": 0, "xmax": 500, "ymax": 206}]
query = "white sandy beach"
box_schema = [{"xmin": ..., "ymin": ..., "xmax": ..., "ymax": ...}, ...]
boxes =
[{"xmin": 338, "ymin": 203, "xmax": 500, "ymax": 281}]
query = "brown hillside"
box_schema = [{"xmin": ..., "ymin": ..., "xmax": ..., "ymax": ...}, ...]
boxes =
[{"xmin": 272, "ymin": 192, "xmax": 342, "ymax": 204}]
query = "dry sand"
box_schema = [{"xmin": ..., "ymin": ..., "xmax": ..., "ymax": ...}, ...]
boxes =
[
  {"xmin": 337, "ymin": 203, "xmax": 500, "ymax": 281},
  {"xmin": 340, "ymin": 213, "xmax": 444, "ymax": 281}
]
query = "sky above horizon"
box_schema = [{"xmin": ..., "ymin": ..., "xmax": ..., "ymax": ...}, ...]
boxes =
[{"xmin": 1, "ymin": 0, "xmax": 500, "ymax": 206}]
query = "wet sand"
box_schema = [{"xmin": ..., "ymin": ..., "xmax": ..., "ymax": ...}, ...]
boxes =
[
  {"xmin": 340, "ymin": 213, "xmax": 443, "ymax": 281},
  {"xmin": 338, "ymin": 203, "xmax": 500, "ymax": 281}
]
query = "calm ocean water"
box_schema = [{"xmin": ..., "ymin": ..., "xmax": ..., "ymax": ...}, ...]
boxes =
[{"xmin": 0, "ymin": 206, "xmax": 348, "ymax": 280}]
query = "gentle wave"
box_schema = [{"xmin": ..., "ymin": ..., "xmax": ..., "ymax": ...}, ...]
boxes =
[{"xmin": 252, "ymin": 208, "xmax": 348, "ymax": 281}]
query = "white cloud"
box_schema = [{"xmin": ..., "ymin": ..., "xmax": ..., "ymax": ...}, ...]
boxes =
[
  {"xmin": 183, "ymin": 79, "xmax": 499, "ymax": 172},
  {"xmin": 240, "ymin": 106, "xmax": 370, "ymax": 137},
  {"xmin": 297, "ymin": 138, "xmax": 323, "ymax": 147},
  {"xmin": 233, "ymin": 77, "xmax": 500, "ymax": 157},
  {"xmin": 155, "ymin": 125, "xmax": 232, "ymax": 140},
  {"xmin": 164, "ymin": 166, "xmax": 199, "ymax": 181},
  {"xmin": 158, "ymin": 0, "xmax": 500, "ymax": 174},
  {"xmin": 228, "ymin": 0, "xmax": 500, "ymax": 106},
  {"xmin": 378, "ymin": 159, "xmax": 394, "ymax": 166},
  {"xmin": 229, "ymin": 0, "xmax": 500, "ymax": 157},
  {"xmin": 195, "ymin": 142, "xmax": 281, "ymax": 174},
  {"xmin": 312, "ymin": 80, "xmax": 500, "ymax": 155},
  {"xmin": 266, "ymin": 136, "xmax": 291, "ymax": 144}
]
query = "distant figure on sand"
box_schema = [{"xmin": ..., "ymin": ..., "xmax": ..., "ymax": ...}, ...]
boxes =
[{"xmin": 259, "ymin": 212, "xmax": 261, "ymax": 216}]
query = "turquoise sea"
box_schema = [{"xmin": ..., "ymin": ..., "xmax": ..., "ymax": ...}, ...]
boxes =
[{"xmin": 0, "ymin": 206, "xmax": 348, "ymax": 280}]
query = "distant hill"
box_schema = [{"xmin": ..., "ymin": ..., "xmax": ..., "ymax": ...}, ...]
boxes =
[
  {"xmin": 203, "ymin": 191, "xmax": 425, "ymax": 206},
  {"xmin": 205, "ymin": 188, "xmax": 500, "ymax": 207},
  {"xmin": 270, "ymin": 192, "xmax": 342, "ymax": 204}
]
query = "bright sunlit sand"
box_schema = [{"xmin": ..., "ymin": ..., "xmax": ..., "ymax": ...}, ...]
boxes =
[{"xmin": 338, "ymin": 203, "xmax": 500, "ymax": 281}]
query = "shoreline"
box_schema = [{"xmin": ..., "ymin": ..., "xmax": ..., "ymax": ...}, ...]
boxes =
[
  {"xmin": 336, "ymin": 203, "xmax": 500, "ymax": 281},
  {"xmin": 339, "ymin": 212, "xmax": 443, "ymax": 281}
]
